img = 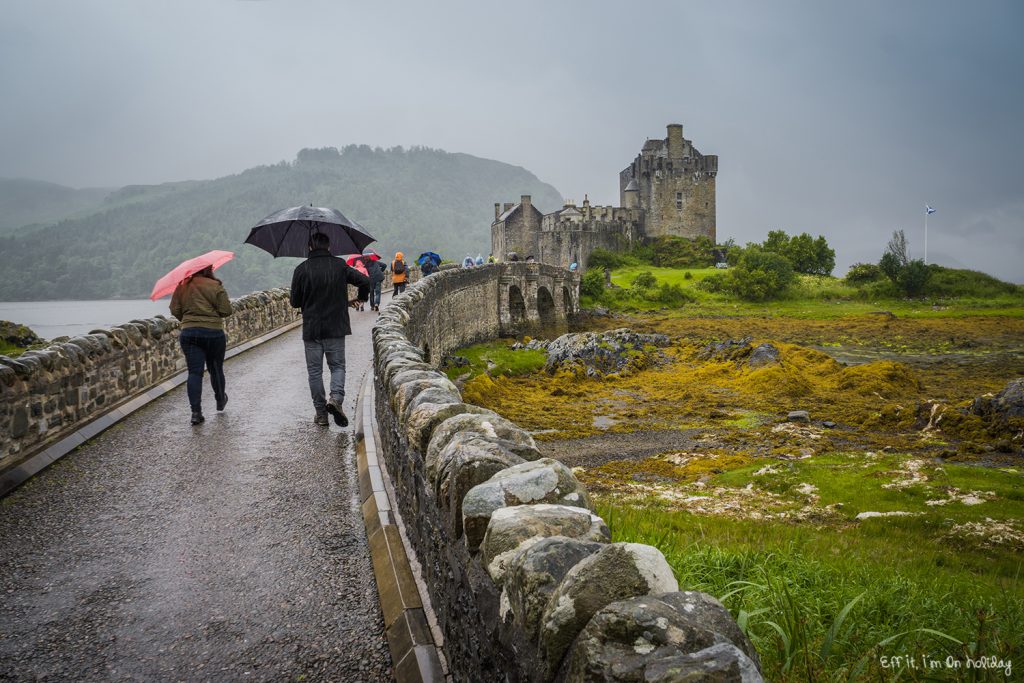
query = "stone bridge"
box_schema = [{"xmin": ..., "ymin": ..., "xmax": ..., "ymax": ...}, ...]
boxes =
[{"xmin": 0, "ymin": 265, "xmax": 761, "ymax": 682}]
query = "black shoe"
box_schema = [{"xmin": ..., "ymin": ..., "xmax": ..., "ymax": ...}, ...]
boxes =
[
  {"xmin": 326, "ymin": 399, "xmax": 348, "ymax": 427},
  {"xmin": 216, "ymin": 393, "xmax": 228, "ymax": 411},
  {"xmin": 191, "ymin": 411, "xmax": 205, "ymax": 425},
  {"xmin": 314, "ymin": 410, "xmax": 329, "ymax": 426}
]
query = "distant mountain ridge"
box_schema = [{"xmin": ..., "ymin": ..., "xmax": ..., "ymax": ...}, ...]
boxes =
[
  {"xmin": 0, "ymin": 146, "xmax": 562, "ymax": 300},
  {"xmin": 0, "ymin": 178, "xmax": 112, "ymax": 234}
]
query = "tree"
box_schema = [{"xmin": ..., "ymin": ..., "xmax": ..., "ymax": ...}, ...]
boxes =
[{"xmin": 759, "ymin": 230, "xmax": 835, "ymax": 276}]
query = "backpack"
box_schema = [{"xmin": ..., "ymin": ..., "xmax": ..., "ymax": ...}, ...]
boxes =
[{"xmin": 393, "ymin": 259, "xmax": 406, "ymax": 275}]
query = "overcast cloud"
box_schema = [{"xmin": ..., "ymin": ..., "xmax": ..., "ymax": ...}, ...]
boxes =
[{"xmin": 1, "ymin": 0, "xmax": 1021, "ymax": 280}]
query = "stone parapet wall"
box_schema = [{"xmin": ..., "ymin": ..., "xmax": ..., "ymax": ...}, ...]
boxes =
[
  {"xmin": 0, "ymin": 289, "xmax": 299, "ymax": 473},
  {"xmin": 372, "ymin": 267, "xmax": 762, "ymax": 681}
]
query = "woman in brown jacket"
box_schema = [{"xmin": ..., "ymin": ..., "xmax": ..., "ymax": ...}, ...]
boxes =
[{"xmin": 170, "ymin": 266, "xmax": 233, "ymax": 425}]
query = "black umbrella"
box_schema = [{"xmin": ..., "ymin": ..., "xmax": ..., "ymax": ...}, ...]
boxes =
[{"xmin": 244, "ymin": 205, "xmax": 375, "ymax": 257}]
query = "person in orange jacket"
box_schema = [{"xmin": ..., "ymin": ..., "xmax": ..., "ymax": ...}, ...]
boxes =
[{"xmin": 391, "ymin": 252, "xmax": 408, "ymax": 297}]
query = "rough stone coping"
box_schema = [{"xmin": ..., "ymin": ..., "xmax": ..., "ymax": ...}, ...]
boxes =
[
  {"xmin": 0, "ymin": 318, "xmax": 302, "ymax": 498},
  {"xmin": 355, "ymin": 372, "xmax": 447, "ymax": 683}
]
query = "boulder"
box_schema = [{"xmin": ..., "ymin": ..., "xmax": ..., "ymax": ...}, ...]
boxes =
[
  {"xmin": 565, "ymin": 591, "xmax": 761, "ymax": 681},
  {"xmin": 0, "ymin": 320, "xmax": 41, "ymax": 347},
  {"xmin": 480, "ymin": 505, "xmax": 610, "ymax": 584},
  {"xmin": 501, "ymin": 536, "xmax": 604, "ymax": 642},
  {"xmin": 537, "ymin": 543, "xmax": 678, "ymax": 676},
  {"xmin": 747, "ymin": 343, "xmax": 781, "ymax": 368},
  {"xmin": 545, "ymin": 328, "xmax": 670, "ymax": 376},
  {"xmin": 787, "ymin": 410, "xmax": 811, "ymax": 423},
  {"xmin": 462, "ymin": 459, "xmax": 590, "ymax": 549},
  {"xmin": 699, "ymin": 337, "xmax": 753, "ymax": 362},
  {"xmin": 974, "ymin": 378, "xmax": 1024, "ymax": 421}
]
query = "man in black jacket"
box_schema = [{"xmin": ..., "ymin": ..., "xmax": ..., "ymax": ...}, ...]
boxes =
[{"xmin": 290, "ymin": 232, "xmax": 372, "ymax": 426}]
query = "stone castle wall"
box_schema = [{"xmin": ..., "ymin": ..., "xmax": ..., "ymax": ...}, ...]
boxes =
[
  {"xmin": 372, "ymin": 266, "xmax": 762, "ymax": 681},
  {"xmin": 0, "ymin": 289, "xmax": 299, "ymax": 473}
]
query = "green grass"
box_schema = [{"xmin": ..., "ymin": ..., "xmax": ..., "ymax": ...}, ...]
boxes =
[
  {"xmin": 585, "ymin": 266, "xmax": 1024, "ymax": 319},
  {"xmin": 443, "ymin": 339, "xmax": 546, "ymax": 381},
  {"xmin": 596, "ymin": 452, "xmax": 1024, "ymax": 680},
  {"xmin": 598, "ymin": 500, "xmax": 1023, "ymax": 681}
]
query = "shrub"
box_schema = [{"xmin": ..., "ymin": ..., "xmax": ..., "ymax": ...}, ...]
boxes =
[
  {"xmin": 926, "ymin": 266, "xmax": 1020, "ymax": 298},
  {"xmin": 844, "ymin": 262, "xmax": 883, "ymax": 285},
  {"xmin": 879, "ymin": 230, "xmax": 932, "ymax": 296},
  {"xmin": 684, "ymin": 271, "xmax": 694, "ymax": 280},
  {"xmin": 580, "ymin": 269, "xmax": 605, "ymax": 299},
  {"xmin": 649, "ymin": 236, "xmax": 717, "ymax": 268},
  {"xmin": 587, "ymin": 248, "xmax": 624, "ymax": 270},
  {"xmin": 696, "ymin": 273, "xmax": 730, "ymax": 293},
  {"xmin": 730, "ymin": 248, "xmax": 796, "ymax": 301},
  {"xmin": 631, "ymin": 271, "xmax": 658, "ymax": 289},
  {"xmin": 655, "ymin": 282, "xmax": 694, "ymax": 306}
]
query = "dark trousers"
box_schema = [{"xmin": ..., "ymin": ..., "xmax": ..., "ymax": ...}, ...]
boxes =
[
  {"xmin": 371, "ymin": 281, "xmax": 382, "ymax": 307},
  {"xmin": 392, "ymin": 281, "xmax": 407, "ymax": 297},
  {"xmin": 179, "ymin": 327, "xmax": 226, "ymax": 412}
]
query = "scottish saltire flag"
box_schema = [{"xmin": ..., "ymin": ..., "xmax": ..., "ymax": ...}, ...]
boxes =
[{"xmin": 926, "ymin": 205, "xmax": 936, "ymax": 214}]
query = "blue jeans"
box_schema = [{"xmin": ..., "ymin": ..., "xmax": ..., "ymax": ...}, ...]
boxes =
[
  {"xmin": 179, "ymin": 327, "xmax": 226, "ymax": 412},
  {"xmin": 304, "ymin": 337, "xmax": 346, "ymax": 411},
  {"xmin": 371, "ymin": 281, "xmax": 382, "ymax": 307}
]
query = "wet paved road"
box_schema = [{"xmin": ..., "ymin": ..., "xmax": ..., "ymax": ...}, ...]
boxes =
[{"xmin": 0, "ymin": 307, "xmax": 391, "ymax": 681}]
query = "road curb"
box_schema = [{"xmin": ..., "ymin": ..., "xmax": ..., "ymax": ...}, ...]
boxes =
[
  {"xmin": 0, "ymin": 320, "xmax": 302, "ymax": 497},
  {"xmin": 354, "ymin": 371, "xmax": 447, "ymax": 683}
]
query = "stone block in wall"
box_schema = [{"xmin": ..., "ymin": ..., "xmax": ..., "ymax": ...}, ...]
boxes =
[
  {"xmin": 500, "ymin": 536, "xmax": 605, "ymax": 644},
  {"xmin": 537, "ymin": 542, "xmax": 679, "ymax": 680},
  {"xmin": 565, "ymin": 590, "xmax": 762, "ymax": 682},
  {"xmin": 393, "ymin": 376, "xmax": 460, "ymax": 420},
  {"xmin": 435, "ymin": 435, "xmax": 525, "ymax": 539},
  {"xmin": 425, "ymin": 412, "xmax": 541, "ymax": 486},
  {"xmin": 480, "ymin": 504, "xmax": 610, "ymax": 585},
  {"xmin": 462, "ymin": 459, "xmax": 591, "ymax": 550},
  {"xmin": 404, "ymin": 401, "xmax": 494, "ymax": 455}
]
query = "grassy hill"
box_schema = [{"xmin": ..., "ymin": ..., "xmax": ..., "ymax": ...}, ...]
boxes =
[
  {"xmin": 0, "ymin": 146, "xmax": 562, "ymax": 300},
  {"xmin": 0, "ymin": 178, "xmax": 112, "ymax": 235}
]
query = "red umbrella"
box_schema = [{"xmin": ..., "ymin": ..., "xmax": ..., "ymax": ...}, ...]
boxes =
[
  {"xmin": 150, "ymin": 250, "xmax": 234, "ymax": 301},
  {"xmin": 343, "ymin": 252, "xmax": 378, "ymax": 265},
  {"xmin": 341, "ymin": 253, "xmax": 370, "ymax": 277}
]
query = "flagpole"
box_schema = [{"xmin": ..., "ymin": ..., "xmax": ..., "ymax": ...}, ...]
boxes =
[{"xmin": 924, "ymin": 210, "xmax": 928, "ymax": 265}]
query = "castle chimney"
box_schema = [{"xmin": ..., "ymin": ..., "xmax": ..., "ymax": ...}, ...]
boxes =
[
  {"xmin": 583, "ymin": 194, "xmax": 591, "ymax": 220},
  {"xmin": 521, "ymin": 195, "xmax": 532, "ymax": 212},
  {"xmin": 494, "ymin": 203, "xmax": 501, "ymax": 220},
  {"xmin": 504, "ymin": 202, "xmax": 514, "ymax": 213},
  {"xmin": 667, "ymin": 123, "xmax": 684, "ymax": 159}
]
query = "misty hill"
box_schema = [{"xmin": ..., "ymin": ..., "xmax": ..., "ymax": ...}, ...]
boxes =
[
  {"xmin": 0, "ymin": 178, "xmax": 111, "ymax": 234},
  {"xmin": 0, "ymin": 146, "xmax": 562, "ymax": 300}
]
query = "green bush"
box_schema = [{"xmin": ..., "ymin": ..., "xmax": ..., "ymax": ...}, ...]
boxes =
[
  {"xmin": 730, "ymin": 248, "xmax": 796, "ymax": 301},
  {"xmin": 587, "ymin": 248, "xmax": 625, "ymax": 270},
  {"xmin": 649, "ymin": 236, "xmax": 718, "ymax": 268},
  {"xmin": 683, "ymin": 271, "xmax": 694, "ymax": 280},
  {"xmin": 655, "ymin": 282, "xmax": 694, "ymax": 306},
  {"xmin": 580, "ymin": 269, "xmax": 605, "ymax": 299},
  {"xmin": 696, "ymin": 273, "xmax": 730, "ymax": 293},
  {"xmin": 631, "ymin": 271, "xmax": 658, "ymax": 289},
  {"xmin": 844, "ymin": 262, "xmax": 883, "ymax": 285}
]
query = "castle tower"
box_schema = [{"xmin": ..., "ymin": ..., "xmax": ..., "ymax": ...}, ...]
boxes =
[{"xmin": 619, "ymin": 123, "xmax": 717, "ymax": 242}]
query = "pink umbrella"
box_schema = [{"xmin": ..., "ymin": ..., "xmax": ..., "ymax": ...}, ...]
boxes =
[
  {"xmin": 341, "ymin": 253, "xmax": 369, "ymax": 277},
  {"xmin": 150, "ymin": 250, "xmax": 235, "ymax": 300}
]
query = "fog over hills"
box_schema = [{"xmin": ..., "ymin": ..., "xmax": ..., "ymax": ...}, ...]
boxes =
[{"xmin": 0, "ymin": 146, "xmax": 562, "ymax": 300}]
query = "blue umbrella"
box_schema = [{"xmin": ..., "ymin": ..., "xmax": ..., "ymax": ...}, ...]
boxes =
[{"xmin": 417, "ymin": 252, "xmax": 442, "ymax": 266}]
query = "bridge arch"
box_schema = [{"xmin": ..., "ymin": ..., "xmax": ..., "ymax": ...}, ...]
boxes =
[
  {"xmin": 507, "ymin": 284, "xmax": 526, "ymax": 328},
  {"xmin": 537, "ymin": 286, "xmax": 556, "ymax": 329}
]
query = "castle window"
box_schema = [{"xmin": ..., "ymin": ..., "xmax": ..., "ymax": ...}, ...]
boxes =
[{"xmin": 675, "ymin": 192, "xmax": 683, "ymax": 210}]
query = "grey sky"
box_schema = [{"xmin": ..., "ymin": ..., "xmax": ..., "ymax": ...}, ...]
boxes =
[{"xmin": 1, "ymin": 0, "xmax": 1022, "ymax": 281}]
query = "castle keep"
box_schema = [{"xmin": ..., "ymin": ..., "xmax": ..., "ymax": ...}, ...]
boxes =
[{"xmin": 492, "ymin": 123, "xmax": 717, "ymax": 268}]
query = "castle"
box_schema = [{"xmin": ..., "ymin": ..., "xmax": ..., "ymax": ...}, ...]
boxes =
[{"xmin": 491, "ymin": 123, "xmax": 718, "ymax": 268}]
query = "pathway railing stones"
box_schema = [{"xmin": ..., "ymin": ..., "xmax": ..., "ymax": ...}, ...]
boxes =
[{"xmin": 372, "ymin": 265, "xmax": 763, "ymax": 682}]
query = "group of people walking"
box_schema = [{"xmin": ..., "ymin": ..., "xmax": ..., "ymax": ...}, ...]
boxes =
[{"xmin": 169, "ymin": 240, "xmax": 422, "ymax": 427}]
